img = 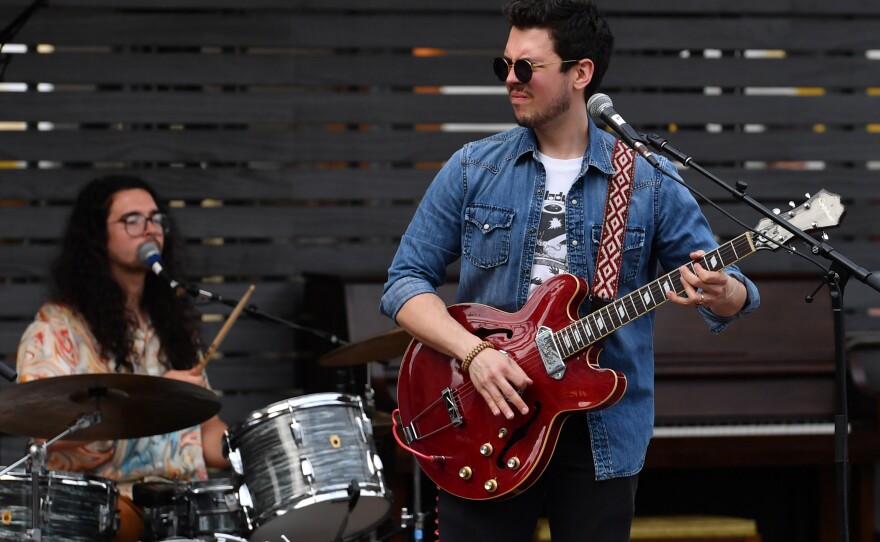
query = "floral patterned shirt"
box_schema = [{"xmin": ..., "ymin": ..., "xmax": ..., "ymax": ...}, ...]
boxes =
[{"xmin": 16, "ymin": 303, "xmax": 208, "ymax": 497}]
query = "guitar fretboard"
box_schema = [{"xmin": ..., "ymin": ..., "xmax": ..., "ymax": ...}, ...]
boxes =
[{"xmin": 552, "ymin": 232, "xmax": 756, "ymax": 359}]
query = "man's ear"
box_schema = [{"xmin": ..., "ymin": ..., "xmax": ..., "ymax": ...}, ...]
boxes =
[{"xmin": 573, "ymin": 59, "xmax": 594, "ymax": 91}]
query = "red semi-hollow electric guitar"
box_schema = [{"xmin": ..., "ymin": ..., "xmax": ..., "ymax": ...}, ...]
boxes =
[{"xmin": 395, "ymin": 190, "xmax": 843, "ymax": 501}]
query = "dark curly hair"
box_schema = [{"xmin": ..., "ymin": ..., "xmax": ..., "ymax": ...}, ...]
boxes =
[
  {"xmin": 504, "ymin": 0, "xmax": 614, "ymax": 100},
  {"xmin": 50, "ymin": 176, "xmax": 200, "ymax": 373}
]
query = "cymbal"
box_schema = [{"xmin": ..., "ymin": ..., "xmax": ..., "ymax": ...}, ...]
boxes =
[
  {"xmin": 319, "ymin": 327, "xmax": 412, "ymax": 367},
  {"xmin": 0, "ymin": 374, "xmax": 221, "ymax": 440}
]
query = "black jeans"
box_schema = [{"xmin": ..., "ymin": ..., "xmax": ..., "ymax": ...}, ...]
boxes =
[{"xmin": 436, "ymin": 415, "xmax": 639, "ymax": 542}]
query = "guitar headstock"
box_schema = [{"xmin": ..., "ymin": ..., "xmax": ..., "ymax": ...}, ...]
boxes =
[{"xmin": 754, "ymin": 189, "xmax": 845, "ymax": 250}]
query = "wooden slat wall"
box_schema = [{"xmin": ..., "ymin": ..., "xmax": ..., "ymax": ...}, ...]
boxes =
[{"xmin": 0, "ymin": 0, "xmax": 878, "ymax": 463}]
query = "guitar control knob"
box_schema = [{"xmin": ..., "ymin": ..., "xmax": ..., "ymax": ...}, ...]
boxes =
[
  {"xmin": 480, "ymin": 443, "xmax": 494, "ymax": 457},
  {"xmin": 506, "ymin": 457, "xmax": 521, "ymax": 470},
  {"xmin": 458, "ymin": 466, "xmax": 473, "ymax": 480},
  {"xmin": 484, "ymin": 479, "xmax": 498, "ymax": 493}
]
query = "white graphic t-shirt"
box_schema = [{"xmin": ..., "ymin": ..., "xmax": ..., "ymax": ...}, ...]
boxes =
[{"xmin": 529, "ymin": 152, "xmax": 581, "ymax": 297}]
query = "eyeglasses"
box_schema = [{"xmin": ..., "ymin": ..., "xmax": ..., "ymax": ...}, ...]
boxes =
[
  {"xmin": 493, "ymin": 57, "xmax": 579, "ymax": 83},
  {"xmin": 111, "ymin": 212, "xmax": 170, "ymax": 237}
]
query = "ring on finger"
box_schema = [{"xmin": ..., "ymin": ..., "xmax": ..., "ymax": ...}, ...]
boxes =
[{"xmin": 696, "ymin": 292, "xmax": 705, "ymax": 307}]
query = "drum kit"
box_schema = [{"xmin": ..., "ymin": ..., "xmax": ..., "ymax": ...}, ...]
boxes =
[{"xmin": 0, "ymin": 327, "xmax": 425, "ymax": 542}]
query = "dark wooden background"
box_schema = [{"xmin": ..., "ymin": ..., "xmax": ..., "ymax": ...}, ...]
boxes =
[{"xmin": 0, "ymin": 0, "xmax": 878, "ymax": 539}]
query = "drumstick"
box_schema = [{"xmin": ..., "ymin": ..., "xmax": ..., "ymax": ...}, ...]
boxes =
[{"xmin": 192, "ymin": 284, "xmax": 255, "ymax": 375}]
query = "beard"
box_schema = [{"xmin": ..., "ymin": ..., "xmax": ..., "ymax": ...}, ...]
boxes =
[{"xmin": 512, "ymin": 86, "xmax": 572, "ymax": 129}]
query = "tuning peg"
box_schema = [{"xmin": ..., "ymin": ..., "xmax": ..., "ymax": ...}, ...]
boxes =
[
  {"xmin": 789, "ymin": 201, "xmax": 796, "ymax": 208},
  {"xmin": 822, "ymin": 232, "xmax": 829, "ymax": 240},
  {"xmin": 805, "ymin": 193, "xmax": 811, "ymax": 199},
  {"xmin": 773, "ymin": 208, "xmax": 780, "ymax": 215}
]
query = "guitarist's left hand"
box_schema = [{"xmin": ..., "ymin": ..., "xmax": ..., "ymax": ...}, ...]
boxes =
[{"xmin": 666, "ymin": 250, "xmax": 748, "ymax": 318}]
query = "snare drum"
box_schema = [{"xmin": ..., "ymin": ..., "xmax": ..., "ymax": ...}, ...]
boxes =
[
  {"xmin": 0, "ymin": 470, "xmax": 118, "ymax": 541},
  {"xmin": 134, "ymin": 479, "xmax": 244, "ymax": 541},
  {"xmin": 225, "ymin": 393, "xmax": 391, "ymax": 542}
]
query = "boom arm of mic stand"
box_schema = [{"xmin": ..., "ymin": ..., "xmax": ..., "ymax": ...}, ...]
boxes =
[
  {"xmin": 181, "ymin": 283, "xmax": 348, "ymax": 347},
  {"xmin": 0, "ymin": 0, "xmax": 47, "ymax": 44},
  {"xmin": 642, "ymin": 132, "xmax": 880, "ymax": 293},
  {"xmin": 0, "ymin": 361, "xmax": 16, "ymax": 382}
]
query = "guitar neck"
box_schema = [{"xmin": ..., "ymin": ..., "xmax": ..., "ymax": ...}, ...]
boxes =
[{"xmin": 553, "ymin": 232, "xmax": 757, "ymax": 358}]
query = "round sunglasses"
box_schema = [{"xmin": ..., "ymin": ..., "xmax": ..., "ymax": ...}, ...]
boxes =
[{"xmin": 493, "ymin": 57, "xmax": 579, "ymax": 83}]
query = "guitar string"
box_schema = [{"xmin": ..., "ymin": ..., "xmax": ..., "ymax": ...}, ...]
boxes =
[
  {"xmin": 407, "ymin": 238, "xmax": 749, "ymax": 437},
  {"xmin": 446, "ymin": 241, "xmax": 744, "ymax": 406}
]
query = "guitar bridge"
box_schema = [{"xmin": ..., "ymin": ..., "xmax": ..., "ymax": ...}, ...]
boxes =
[
  {"xmin": 442, "ymin": 387, "xmax": 463, "ymax": 427},
  {"xmin": 536, "ymin": 326, "xmax": 566, "ymax": 380}
]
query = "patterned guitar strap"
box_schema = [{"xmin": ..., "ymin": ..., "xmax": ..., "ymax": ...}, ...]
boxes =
[{"xmin": 590, "ymin": 138, "xmax": 637, "ymax": 310}]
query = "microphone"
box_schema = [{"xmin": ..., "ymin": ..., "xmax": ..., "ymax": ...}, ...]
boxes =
[
  {"xmin": 587, "ymin": 93, "xmax": 660, "ymax": 168},
  {"xmin": 137, "ymin": 241, "xmax": 182, "ymax": 292}
]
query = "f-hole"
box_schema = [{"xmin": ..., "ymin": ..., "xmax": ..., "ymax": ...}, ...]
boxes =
[{"xmin": 475, "ymin": 326, "xmax": 513, "ymax": 341}]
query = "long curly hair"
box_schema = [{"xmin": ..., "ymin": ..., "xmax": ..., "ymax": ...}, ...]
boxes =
[{"xmin": 50, "ymin": 176, "xmax": 201, "ymax": 373}]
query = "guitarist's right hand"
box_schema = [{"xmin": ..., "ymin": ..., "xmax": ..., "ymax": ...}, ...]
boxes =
[
  {"xmin": 468, "ymin": 348, "xmax": 533, "ymax": 420},
  {"xmin": 396, "ymin": 292, "xmax": 533, "ymax": 420}
]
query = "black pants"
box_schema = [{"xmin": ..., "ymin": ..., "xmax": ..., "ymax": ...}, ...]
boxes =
[{"xmin": 436, "ymin": 415, "xmax": 639, "ymax": 542}]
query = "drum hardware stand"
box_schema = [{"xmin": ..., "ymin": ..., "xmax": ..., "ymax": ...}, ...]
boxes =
[
  {"xmin": 376, "ymin": 457, "xmax": 430, "ymax": 542},
  {"xmin": 363, "ymin": 367, "xmax": 377, "ymax": 417},
  {"xmin": 333, "ymin": 480, "xmax": 361, "ymax": 542},
  {"xmin": 409, "ymin": 456, "xmax": 427, "ymax": 542},
  {"xmin": 0, "ymin": 412, "xmax": 101, "ymax": 542}
]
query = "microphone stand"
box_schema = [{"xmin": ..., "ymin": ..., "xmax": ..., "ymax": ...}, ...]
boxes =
[
  {"xmin": 0, "ymin": 0, "xmax": 48, "ymax": 81},
  {"xmin": 181, "ymin": 282, "xmax": 348, "ymax": 348},
  {"xmin": 639, "ymin": 131, "xmax": 880, "ymax": 542}
]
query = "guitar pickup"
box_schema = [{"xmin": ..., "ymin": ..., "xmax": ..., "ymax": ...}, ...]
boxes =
[{"xmin": 442, "ymin": 387, "xmax": 464, "ymax": 427}]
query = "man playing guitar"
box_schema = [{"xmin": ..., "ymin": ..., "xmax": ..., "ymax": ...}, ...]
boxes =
[{"xmin": 380, "ymin": 1, "xmax": 759, "ymax": 541}]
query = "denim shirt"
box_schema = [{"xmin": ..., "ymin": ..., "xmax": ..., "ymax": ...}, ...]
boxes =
[{"xmin": 381, "ymin": 119, "xmax": 760, "ymax": 479}]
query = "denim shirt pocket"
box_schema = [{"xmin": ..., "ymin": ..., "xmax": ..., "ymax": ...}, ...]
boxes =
[
  {"xmin": 463, "ymin": 204, "xmax": 515, "ymax": 269},
  {"xmin": 590, "ymin": 224, "xmax": 646, "ymax": 285}
]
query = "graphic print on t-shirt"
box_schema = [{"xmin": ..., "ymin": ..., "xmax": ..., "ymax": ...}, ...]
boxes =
[
  {"xmin": 529, "ymin": 152, "xmax": 581, "ymax": 296},
  {"xmin": 531, "ymin": 190, "xmax": 568, "ymax": 289}
]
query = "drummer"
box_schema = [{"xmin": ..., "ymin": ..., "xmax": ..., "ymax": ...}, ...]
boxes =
[{"xmin": 16, "ymin": 176, "xmax": 230, "ymax": 542}]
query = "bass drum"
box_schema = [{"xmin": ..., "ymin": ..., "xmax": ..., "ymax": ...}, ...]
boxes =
[
  {"xmin": 0, "ymin": 470, "xmax": 118, "ymax": 542},
  {"xmin": 225, "ymin": 393, "xmax": 391, "ymax": 542}
]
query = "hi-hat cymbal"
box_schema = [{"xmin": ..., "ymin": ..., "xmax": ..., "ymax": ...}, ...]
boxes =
[
  {"xmin": 319, "ymin": 327, "xmax": 412, "ymax": 367},
  {"xmin": 0, "ymin": 374, "xmax": 221, "ymax": 440}
]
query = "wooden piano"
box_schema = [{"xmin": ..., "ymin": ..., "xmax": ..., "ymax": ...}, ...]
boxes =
[
  {"xmin": 303, "ymin": 276, "xmax": 880, "ymax": 542},
  {"xmin": 644, "ymin": 279, "xmax": 880, "ymax": 542}
]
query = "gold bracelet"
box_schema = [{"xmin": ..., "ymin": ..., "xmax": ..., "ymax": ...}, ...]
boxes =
[{"xmin": 460, "ymin": 341, "xmax": 494, "ymax": 373}]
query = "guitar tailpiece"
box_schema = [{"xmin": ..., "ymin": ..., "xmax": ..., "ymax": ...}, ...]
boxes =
[{"xmin": 392, "ymin": 408, "xmax": 442, "ymax": 462}]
